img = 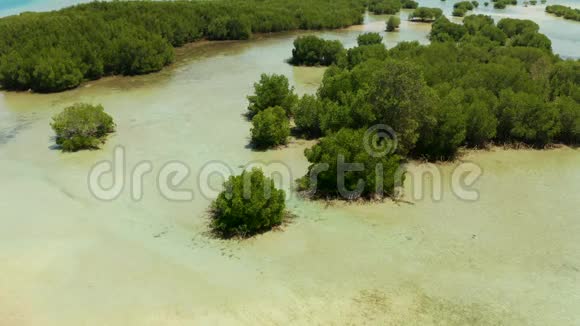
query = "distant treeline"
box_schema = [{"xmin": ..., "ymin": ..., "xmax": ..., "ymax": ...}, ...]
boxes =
[
  {"xmin": 0, "ymin": 0, "xmax": 365, "ymax": 92},
  {"xmin": 546, "ymin": 5, "xmax": 580, "ymax": 21},
  {"xmin": 367, "ymin": 0, "xmax": 418, "ymax": 14}
]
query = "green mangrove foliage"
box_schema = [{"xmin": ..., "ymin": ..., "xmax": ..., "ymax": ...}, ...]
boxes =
[
  {"xmin": 493, "ymin": 0, "xmax": 518, "ymax": 9},
  {"xmin": 297, "ymin": 128, "xmax": 404, "ymax": 199},
  {"xmin": 50, "ymin": 103, "xmax": 115, "ymax": 152},
  {"xmin": 368, "ymin": 0, "xmax": 418, "ymax": 14},
  {"xmin": 430, "ymin": 15, "xmax": 549, "ymax": 50},
  {"xmin": 0, "ymin": 0, "xmax": 365, "ymax": 92},
  {"xmin": 546, "ymin": 5, "xmax": 580, "ymax": 21},
  {"xmin": 290, "ymin": 35, "xmax": 346, "ymax": 66},
  {"xmin": 247, "ymin": 74, "xmax": 298, "ymax": 117},
  {"xmin": 386, "ymin": 16, "xmax": 402, "ymax": 31},
  {"xmin": 211, "ymin": 168, "xmax": 286, "ymax": 238},
  {"xmin": 409, "ymin": 7, "xmax": 444, "ymax": 22},
  {"xmin": 452, "ymin": 1, "xmax": 475, "ymax": 16},
  {"xmin": 402, "ymin": 0, "xmax": 419, "ymax": 9},
  {"xmin": 251, "ymin": 106, "xmax": 291, "ymax": 149},
  {"xmin": 357, "ymin": 33, "xmax": 383, "ymax": 46},
  {"xmin": 368, "ymin": 0, "xmax": 402, "ymax": 14},
  {"xmin": 288, "ymin": 15, "xmax": 578, "ymax": 168}
]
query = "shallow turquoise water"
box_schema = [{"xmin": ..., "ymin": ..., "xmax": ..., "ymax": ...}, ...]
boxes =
[{"xmin": 0, "ymin": 0, "xmax": 91, "ymax": 17}]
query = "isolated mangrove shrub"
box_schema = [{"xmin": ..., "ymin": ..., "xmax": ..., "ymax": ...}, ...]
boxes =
[
  {"xmin": 386, "ymin": 16, "xmax": 401, "ymax": 32},
  {"xmin": 290, "ymin": 35, "xmax": 345, "ymax": 66},
  {"xmin": 247, "ymin": 74, "xmax": 297, "ymax": 117},
  {"xmin": 50, "ymin": 103, "xmax": 115, "ymax": 152},
  {"xmin": 211, "ymin": 168, "xmax": 286, "ymax": 238},
  {"xmin": 251, "ymin": 106, "xmax": 290, "ymax": 149}
]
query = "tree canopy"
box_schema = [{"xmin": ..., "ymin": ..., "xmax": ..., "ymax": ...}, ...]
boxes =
[
  {"xmin": 386, "ymin": 16, "xmax": 401, "ymax": 32},
  {"xmin": 251, "ymin": 106, "xmax": 291, "ymax": 149},
  {"xmin": 357, "ymin": 33, "xmax": 383, "ymax": 46},
  {"xmin": 0, "ymin": 0, "xmax": 365, "ymax": 92},
  {"xmin": 211, "ymin": 168, "xmax": 287, "ymax": 238},
  {"xmin": 247, "ymin": 74, "xmax": 298, "ymax": 117},
  {"xmin": 298, "ymin": 128, "xmax": 404, "ymax": 200},
  {"xmin": 290, "ymin": 35, "xmax": 346, "ymax": 66},
  {"xmin": 546, "ymin": 5, "xmax": 580, "ymax": 21},
  {"xmin": 50, "ymin": 103, "xmax": 115, "ymax": 152},
  {"xmin": 409, "ymin": 7, "xmax": 443, "ymax": 22},
  {"xmin": 287, "ymin": 15, "xmax": 579, "ymax": 165}
]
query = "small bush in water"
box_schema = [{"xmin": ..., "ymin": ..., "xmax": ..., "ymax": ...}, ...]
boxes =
[
  {"xmin": 50, "ymin": 103, "xmax": 115, "ymax": 152},
  {"xmin": 211, "ymin": 168, "xmax": 287, "ymax": 238}
]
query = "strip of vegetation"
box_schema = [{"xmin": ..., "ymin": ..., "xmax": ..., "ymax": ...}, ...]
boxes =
[
  {"xmin": 546, "ymin": 5, "xmax": 580, "ymax": 21},
  {"xmin": 50, "ymin": 103, "xmax": 115, "ymax": 152},
  {"xmin": 0, "ymin": 0, "xmax": 365, "ymax": 93},
  {"xmin": 409, "ymin": 7, "xmax": 444, "ymax": 22},
  {"xmin": 368, "ymin": 0, "xmax": 418, "ymax": 14}
]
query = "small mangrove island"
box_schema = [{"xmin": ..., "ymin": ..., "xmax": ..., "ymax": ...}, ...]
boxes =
[{"xmin": 50, "ymin": 103, "xmax": 115, "ymax": 152}]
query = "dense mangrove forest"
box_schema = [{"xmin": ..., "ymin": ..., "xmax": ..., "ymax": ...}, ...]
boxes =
[
  {"xmin": 0, "ymin": 0, "xmax": 365, "ymax": 92},
  {"xmin": 247, "ymin": 14, "xmax": 579, "ymax": 179}
]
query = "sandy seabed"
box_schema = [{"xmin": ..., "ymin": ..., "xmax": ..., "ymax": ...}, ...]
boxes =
[{"xmin": 1, "ymin": 147, "xmax": 579, "ymax": 325}]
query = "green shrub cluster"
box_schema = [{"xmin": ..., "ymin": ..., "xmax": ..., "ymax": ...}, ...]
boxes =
[
  {"xmin": 211, "ymin": 168, "xmax": 286, "ymax": 238},
  {"xmin": 430, "ymin": 15, "xmax": 550, "ymax": 50},
  {"xmin": 297, "ymin": 128, "xmax": 404, "ymax": 199},
  {"xmin": 290, "ymin": 36, "xmax": 346, "ymax": 66},
  {"xmin": 409, "ymin": 7, "xmax": 444, "ymax": 22},
  {"xmin": 493, "ymin": 0, "xmax": 518, "ymax": 9},
  {"xmin": 546, "ymin": 5, "xmax": 580, "ymax": 21},
  {"xmin": 452, "ymin": 1, "xmax": 475, "ymax": 16},
  {"xmin": 50, "ymin": 103, "xmax": 115, "ymax": 152},
  {"xmin": 0, "ymin": 0, "xmax": 365, "ymax": 92},
  {"xmin": 368, "ymin": 0, "xmax": 419, "ymax": 14},
  {"xmin": 357, "ymin": 33, "xmax": 383, "ymax": 46},
  {"xmin": 368, "ymin": 0, "xmax": 402, "ymax": 14},
  {"xmin": 247, "ymin": 74, "xmax": 297, "ymax": 117},
  {"xmin": 386, "ymin": 16, "xmax": 402, "ymax": 31},
  {"xmin": 402, "ymin": 0, "xmax": 419, "ymax": 9},
  {"xmin": 247, "ymin": 74, "xmax": 297, "ymax": 148},
  {"xmin": 251, "ymin": 107, "xmax": 291, "ymax": 149},
  {"xmin": 288, "ymin": 15, "xmax": 578, "ymax": 170}
]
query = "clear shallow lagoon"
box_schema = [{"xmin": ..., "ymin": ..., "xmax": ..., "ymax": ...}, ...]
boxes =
[
  {"xmin": 0, "ymin": 0, "xmax": 94, "ymax": 17},
  {"xmin": 0, "ymin": 1, "xmax": 579, "ymax": 325}
]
